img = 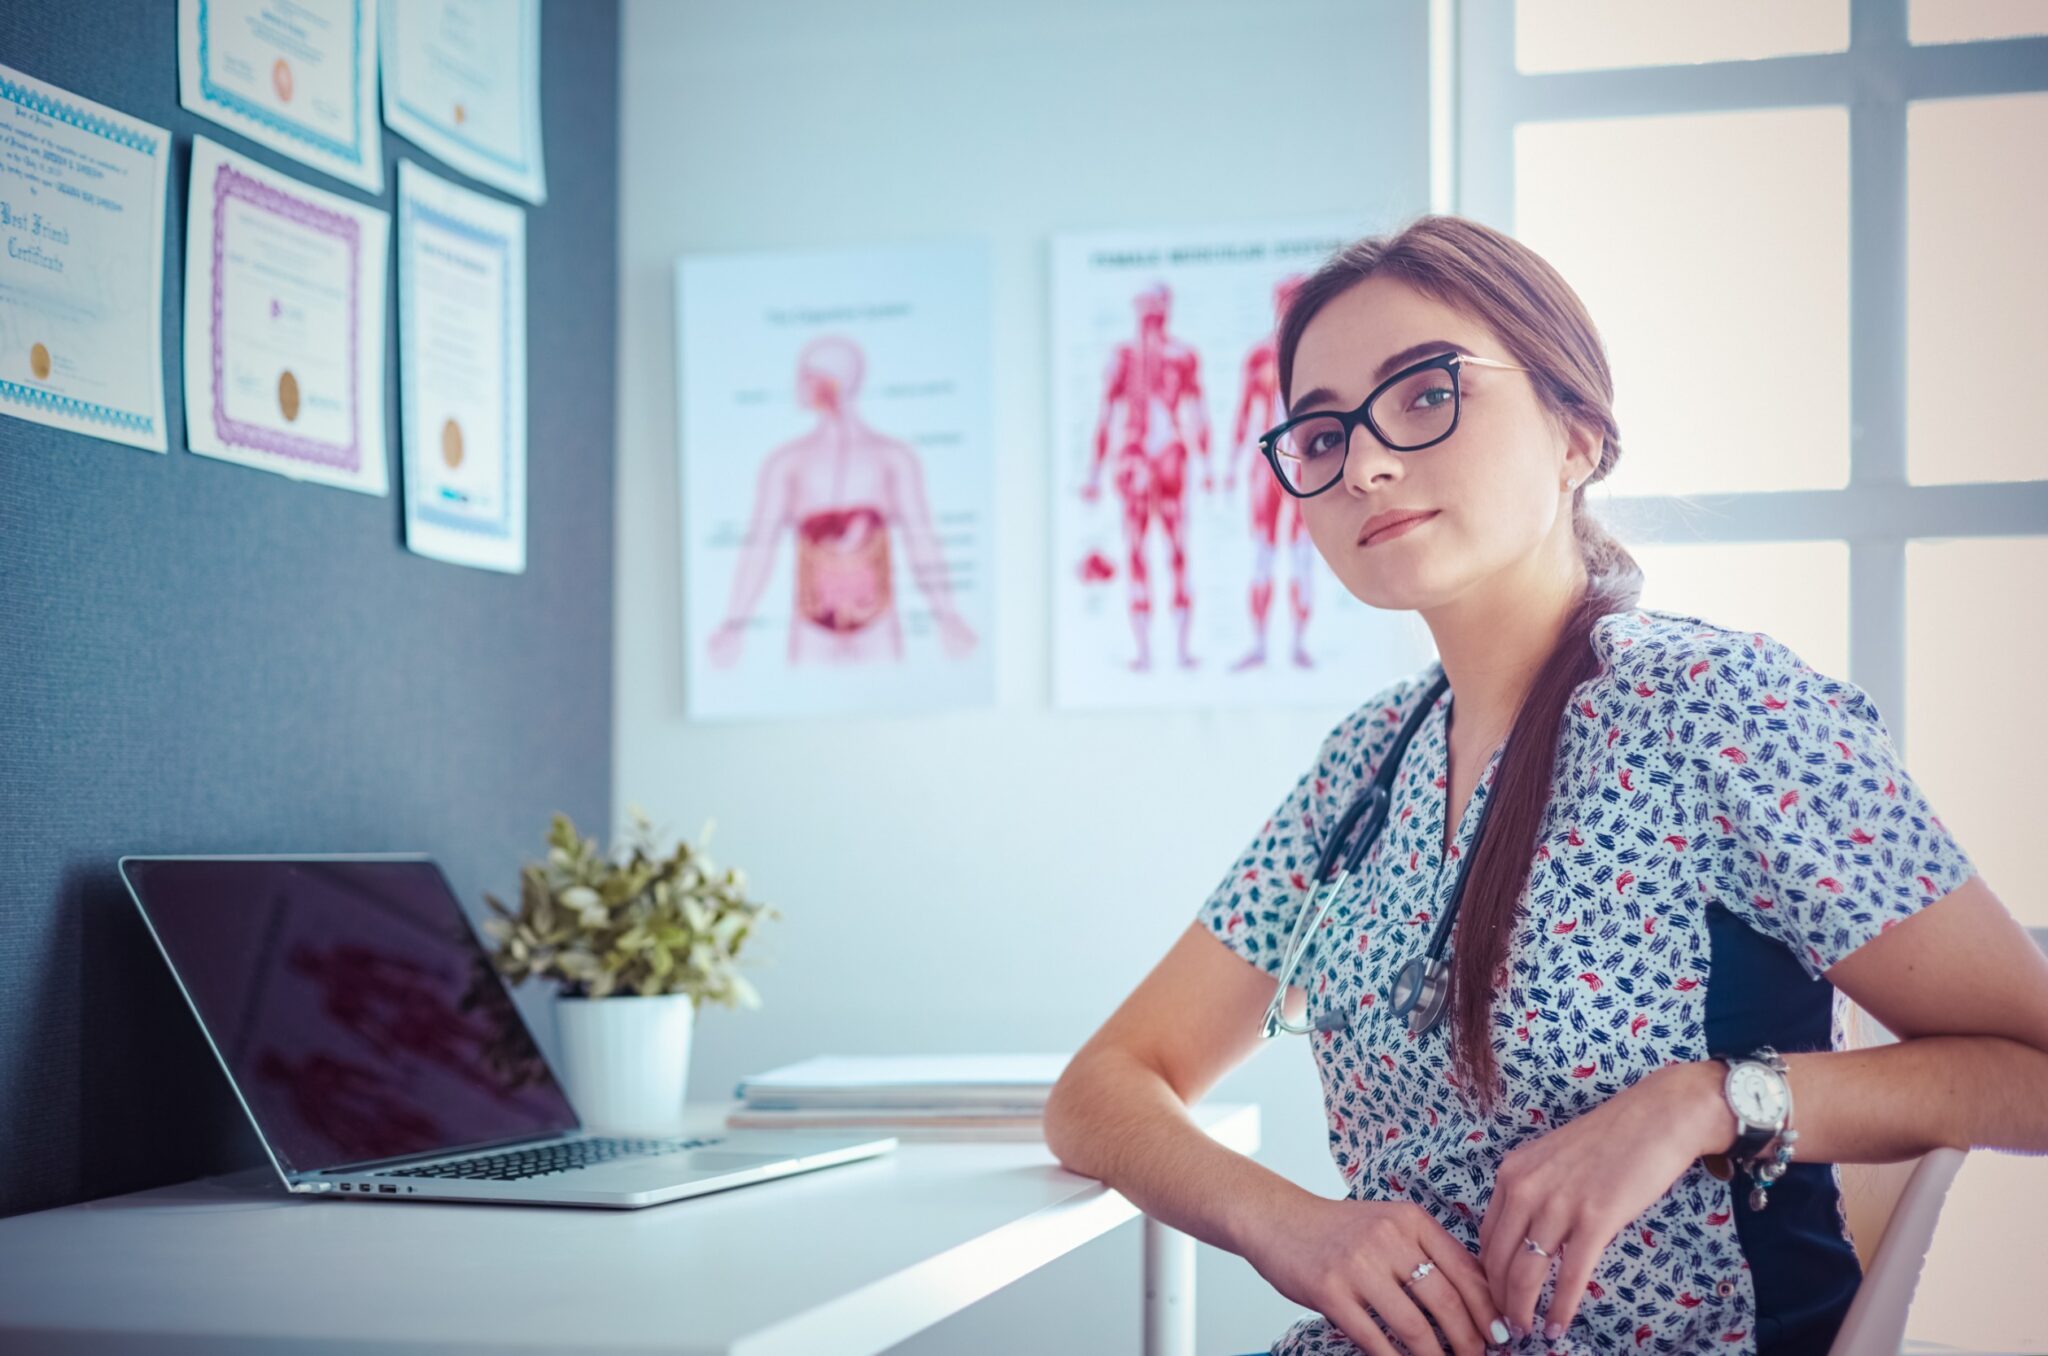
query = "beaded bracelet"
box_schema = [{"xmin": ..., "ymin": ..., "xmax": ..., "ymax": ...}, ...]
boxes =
[{"xmin": 1745, "ymin": 1126, "xmax": 1800, "ymax": 1211}]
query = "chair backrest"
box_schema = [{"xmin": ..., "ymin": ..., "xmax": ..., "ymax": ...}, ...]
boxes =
[
  {"xmin": 1828, "ymin": 1001, "xmax": 1970, "ymax": 1356},
  {"xmin": 1831, "ymin": 1146, "xmax": 1968, "ymax": 1355},
  {"xmin": 1840, "ymin": 1154, "xmax": 1917, "ymax": 1271},
  {"xmin": 1838, "ymin": 1000, "xmax": 1912, "ymax": 1270}
]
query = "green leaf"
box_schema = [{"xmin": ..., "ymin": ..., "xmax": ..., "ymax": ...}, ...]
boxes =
[{"xmin": 490, "ymin": 808, "xmax": 773, "ymax": 1008}]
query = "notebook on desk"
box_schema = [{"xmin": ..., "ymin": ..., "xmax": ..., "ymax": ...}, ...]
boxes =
[
  {"xmin": 728, "ymin": 1051, "xmax": 1070, "ymax": 1139},
  {"xmin": 117, "ymin": 854, "xmax": 897, "ymax": 1209}
]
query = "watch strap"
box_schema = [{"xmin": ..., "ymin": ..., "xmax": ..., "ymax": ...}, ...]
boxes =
[{"xmin": 1728, "ymin": 1117, "xmax": 1777, "ymax": 1160}]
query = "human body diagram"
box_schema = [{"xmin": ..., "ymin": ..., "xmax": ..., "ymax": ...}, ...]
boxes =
[
  {"xmin": 707, "ymin": 336, "xmax": 977, "ymax": 668},
  {"xmin": 1080, "ymin": 283, "xmax": 1214, "ymax": 671},
  {"xmin": 1224, "ymin": 274, "xmax": 1316, "ymax": 671}
]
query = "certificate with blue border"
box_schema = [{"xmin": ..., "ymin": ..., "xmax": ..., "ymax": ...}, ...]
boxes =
[
  {"xmin": 0, "ymin": 63, "xmax": 170, "ymax": 454},
  {"xmin": 397, "ymin": 159, "xmax": 527, "ymax": 572},
  {"xmin": 179, "ymin": 0, "xmax": 383, "ymax": 194},
  {"xmin": 381, "ymin": 0, "xmax": 547, "ymax": 205}
]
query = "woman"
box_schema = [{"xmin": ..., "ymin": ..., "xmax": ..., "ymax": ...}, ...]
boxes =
[{"xmin": 1041, "ymin": 214, "xmax": 2048, "ymax": 1356}]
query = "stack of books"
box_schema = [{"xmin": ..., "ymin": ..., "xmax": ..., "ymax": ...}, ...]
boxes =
[{"xmin": 724, "ymin": 1053, "xmax": 1071, "ymax": 1141}]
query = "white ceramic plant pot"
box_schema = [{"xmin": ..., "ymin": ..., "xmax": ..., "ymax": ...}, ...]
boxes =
[{"xmin": 552, "ymin": 991, "xmax": 695, "ymax": 1136}]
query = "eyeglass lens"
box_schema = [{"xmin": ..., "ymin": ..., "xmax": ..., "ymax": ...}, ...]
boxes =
[{"xmin": 1272, "ymin": 364, "xmax": 1458, "ymax": 495}]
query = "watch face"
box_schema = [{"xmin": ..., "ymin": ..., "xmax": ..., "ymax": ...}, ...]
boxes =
[{"xmin": 1729, "ymin": 1064, "xmax": 1786, "ymax": 1125}]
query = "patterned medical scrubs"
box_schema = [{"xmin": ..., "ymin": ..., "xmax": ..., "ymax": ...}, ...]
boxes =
[{"xmin": 1197, "ymin": 608, "xmax": 1976, "ymax": 1356}]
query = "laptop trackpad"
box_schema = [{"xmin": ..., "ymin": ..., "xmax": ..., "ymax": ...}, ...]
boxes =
[
  {"xmin": 585, "ymin": 1149, "xmax": 790, "ymax": 1191},
  {"xmin": 681, "ymin": 1151, "xmax": 794, "ymax": 1173}
]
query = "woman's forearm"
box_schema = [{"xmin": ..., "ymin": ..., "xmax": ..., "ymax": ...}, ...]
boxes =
[
  {"xmin": 1661, "ymin": 1034, "xmax": 2048, "ymax": 1164},
  {"xmin": 1044, "ymin": 1049, "xmax": 1316, "ymax": 1259}
]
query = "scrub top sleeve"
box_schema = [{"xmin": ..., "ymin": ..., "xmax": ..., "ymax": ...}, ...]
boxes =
[
  {"xmin": 1686, "ymin": 634, "xmax": 1978, "ymax": 982},
  {"xmin": 1194, "ymin": 748, "xmax": 1335, "ymax": 985}
]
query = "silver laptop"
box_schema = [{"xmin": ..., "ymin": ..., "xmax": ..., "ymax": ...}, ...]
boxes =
[{"xmin": 117, "ymin": 854, "xmax": 896, "ymax": 1208}]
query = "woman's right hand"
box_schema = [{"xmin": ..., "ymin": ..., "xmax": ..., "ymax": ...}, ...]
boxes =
[{"xmin": 1244, "ymin": 1195, "xmax": 1512, "ymax": 1356}]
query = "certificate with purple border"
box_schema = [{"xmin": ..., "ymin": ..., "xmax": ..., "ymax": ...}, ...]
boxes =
[{"xmin": 183, "ymin": 135, "xmax": 389, "ymax": 494}]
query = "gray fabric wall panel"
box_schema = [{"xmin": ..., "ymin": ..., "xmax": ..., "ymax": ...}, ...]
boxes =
[{"xmin": 0, "ymin": 0, "xmax": 620, "ymax": 1218}]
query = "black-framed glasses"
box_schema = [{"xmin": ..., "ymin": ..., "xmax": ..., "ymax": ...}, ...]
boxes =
[{"xmin": 1258, "ymin": 350, "xmax": 1529, "ymax": 498}]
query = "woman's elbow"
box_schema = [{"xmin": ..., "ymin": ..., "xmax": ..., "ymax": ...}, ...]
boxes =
[{"xmin": 1043, "ymin": 1068, "xmax": 1095, "ymax": 1176}]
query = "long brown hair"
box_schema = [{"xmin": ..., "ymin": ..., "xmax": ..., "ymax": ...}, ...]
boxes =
[{"xmin": 1276, "ymin": 213, "xmax": 1644, "ymax": 1111}]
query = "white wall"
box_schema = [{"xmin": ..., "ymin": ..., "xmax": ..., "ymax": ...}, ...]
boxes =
[{"xmin": 615, "ymin": 2, "xmax": 1430, "ymax": 1349}]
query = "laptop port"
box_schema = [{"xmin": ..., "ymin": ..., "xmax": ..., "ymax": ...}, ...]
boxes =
[{"xmin": 378, "ymin": 1185, "xmax": 397, "ymax": 1193}]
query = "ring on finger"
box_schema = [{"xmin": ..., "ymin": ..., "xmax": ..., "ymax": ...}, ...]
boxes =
[
  {"xmin": 1523, "ymin": 1235, "xmax": 1552, "ymax": 1259},
  {"xmin": 1400, "ymin": 1258, "xmax": 1435, "ymax": 1289}
]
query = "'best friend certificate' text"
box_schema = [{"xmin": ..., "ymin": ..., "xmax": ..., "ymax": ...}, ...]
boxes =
[{"xmin": 0, "ymin": 63, "xmax": 170, "ymax": 454}]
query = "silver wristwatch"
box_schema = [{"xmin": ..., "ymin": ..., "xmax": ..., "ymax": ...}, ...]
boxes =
[{"xmin": 1719, "ymin": 1046, "xmax": 1797, "ymax": 1210}]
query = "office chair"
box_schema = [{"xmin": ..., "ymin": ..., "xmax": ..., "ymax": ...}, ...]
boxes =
[{"xmin": 1828, "ymin": 1001, "xmax": 1970, "ymax": 1356}]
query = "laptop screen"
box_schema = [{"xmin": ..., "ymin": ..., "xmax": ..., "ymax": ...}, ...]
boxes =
[{"xmin": 120, "ymin": 857, "xmax": 582, "ymax": 1176}]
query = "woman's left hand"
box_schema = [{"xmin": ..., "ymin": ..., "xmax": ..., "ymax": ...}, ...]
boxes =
[{"xmin": 1476, "ymin": 1060, "xmax": 1733, "ymax": 1342}]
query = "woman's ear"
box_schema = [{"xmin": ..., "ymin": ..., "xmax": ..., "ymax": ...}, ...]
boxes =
[{"xmin": 1559, "ymin": 413, "xmax": 1602, "ymax": 489}]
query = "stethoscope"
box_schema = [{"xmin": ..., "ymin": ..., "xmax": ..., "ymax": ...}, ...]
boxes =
[{"xmin": 1257, "ymin": 669, "xmax": 1508, "ymax": 1041}]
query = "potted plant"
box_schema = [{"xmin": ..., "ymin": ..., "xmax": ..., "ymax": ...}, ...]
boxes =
[{"xmin": 481, "ymin": 807, "xmax": 777, "ymax": 1135}]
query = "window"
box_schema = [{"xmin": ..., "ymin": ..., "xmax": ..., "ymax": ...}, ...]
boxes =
[
  {"xmin": 1906, "ymin": 91, "xmax": 2048, "ymax": 486},
  {"xmin": 1513, "ymin": 0, "xmax": 1848, "ymax": 73},
  {"xmin": 1906, "ymin": 537, "xmax": 2045, "ymax": 927},
  {"xmin": 1909, "ymin": 0, "xmax": 2048, "ymax": 45},
  {"xmin": 1513, "ymin": 106, "xmax": 1850, "ymax": 497}
]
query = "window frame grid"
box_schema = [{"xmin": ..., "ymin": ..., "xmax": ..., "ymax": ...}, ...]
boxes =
[{"xmin": 1449, "ymin": 0, "xmax": 2048, "ymax": 754}]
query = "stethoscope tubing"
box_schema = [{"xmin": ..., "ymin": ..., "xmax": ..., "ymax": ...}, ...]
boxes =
[{"xmin": 1259, "ymin": 667, "xmax": 1507, "ymax": 1040}]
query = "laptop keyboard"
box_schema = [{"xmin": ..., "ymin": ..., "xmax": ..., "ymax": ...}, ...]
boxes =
[{"xmin": 375, "ymin": 1135, "xmax": 725, "ymax": 1183}]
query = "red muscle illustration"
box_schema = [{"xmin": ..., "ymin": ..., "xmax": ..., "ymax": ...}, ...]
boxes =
[
  {"xmin": 1080, "ymin": 283, "xmax": 1212, "ymax": 671},
  {"xmin": 1224, "ymin": 273, "xmax": 1316, "ymax": 671}
]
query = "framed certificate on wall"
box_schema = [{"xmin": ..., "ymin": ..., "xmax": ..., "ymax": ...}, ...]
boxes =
[
  {"xmin": 178, "ymin": 0, "xmax": 384, "ymax": 193},
  {"xmin": 182, "ymin": 136, "xmax": 390, "ymax": 494},
  {"xmin": 380, "ymin": 0, "xmax": 546, "ymax": 204}
]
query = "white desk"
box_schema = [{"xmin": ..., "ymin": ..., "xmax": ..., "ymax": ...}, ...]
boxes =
[{"xmin": 0, "ymin": 1099, "xmax": 1260, "ymax": 1355}]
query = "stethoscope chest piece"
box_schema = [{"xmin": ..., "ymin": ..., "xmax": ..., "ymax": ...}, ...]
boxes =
[{"xmin": 1389, "ymin": 954, "xmax": 1452, "ymax": 1037}]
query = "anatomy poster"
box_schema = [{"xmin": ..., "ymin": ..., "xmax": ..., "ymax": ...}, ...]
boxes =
[
  {"xmin": 676, "ymin": 242, "xmax": 994, "ymax": 722},
  {"xmin": 1050, "ymin": 220, "xmax": 1437, "ymax": 711}
]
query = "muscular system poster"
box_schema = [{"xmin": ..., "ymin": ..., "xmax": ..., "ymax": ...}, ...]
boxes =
[
  {"xmin": 676, "ymin": 243, "xmax": 994, "ymax": 722},
  {"xmin": 1050, "ymin": 220, "xmax": 1436, "ymax": 711}
]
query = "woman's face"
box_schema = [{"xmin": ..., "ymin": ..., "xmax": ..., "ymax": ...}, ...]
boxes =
[{"xmin": 1287, "ymin": 274, "xmax": 1596, "ymax": 613}]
